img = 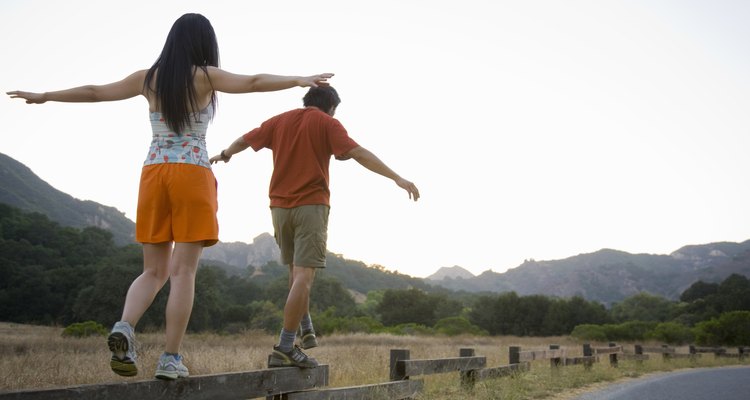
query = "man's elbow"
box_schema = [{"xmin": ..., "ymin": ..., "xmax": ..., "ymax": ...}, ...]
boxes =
[{"xmin": 338, "ymin": 146, "xmax": 364, "ymax": 161}]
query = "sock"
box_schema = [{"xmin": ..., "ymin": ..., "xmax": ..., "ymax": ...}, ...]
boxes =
[
  {"xmin": 300, "ymin": 313, "xmax": 314, "ymax": 333},
  {"xmin": 278, "ymin": 328, "xmax": 297, "ymax": 352}
]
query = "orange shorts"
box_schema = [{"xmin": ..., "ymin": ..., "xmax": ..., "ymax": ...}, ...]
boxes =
[{"xmin": 136, "ymin": 163, "xmax": 219, "ymax": 247}]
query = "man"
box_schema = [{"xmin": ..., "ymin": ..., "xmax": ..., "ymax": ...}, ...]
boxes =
[{"xmin": 210, "ymin": 86, "xmax": 419, "ymax": 368}]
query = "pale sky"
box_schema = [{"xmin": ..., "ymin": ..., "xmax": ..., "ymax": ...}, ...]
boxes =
[{"xmin": 2, "ymin": 0, "xmax": 749, "ymax": 278}]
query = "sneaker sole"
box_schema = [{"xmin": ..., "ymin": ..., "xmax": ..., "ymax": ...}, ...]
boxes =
[
  {"xmin": 268, "ymin": 356, "xmax": 318, "ymax": 369},
  {"xmin": 110, "ymin": 359, "xmax": 138, "ymax": 377},
  {"xmin": 155, "ymin": 371, "xmax": 179, "ymax": 380},
  {"xmin": 299, "ymin": 334, "xmax": 318, "ymax": 350},
  {"xmin": 108, "ymin": 332, "xmax": 137, "ymax": 376}
]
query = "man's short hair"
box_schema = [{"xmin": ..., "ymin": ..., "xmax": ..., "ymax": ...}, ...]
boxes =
[{"xmin": 303, "ymin": 86, "xmax": 341, "ymax": 112}]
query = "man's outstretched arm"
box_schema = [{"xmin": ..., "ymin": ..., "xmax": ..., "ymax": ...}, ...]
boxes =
[
  {"xmin": 210, "ymin": 135, "xmax": 252, "ymax": 164},
  {"xmin": 342, "ymin": 146, "xmax": 420, "ymax": 201}
]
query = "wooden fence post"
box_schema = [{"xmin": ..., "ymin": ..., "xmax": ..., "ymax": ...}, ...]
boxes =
[
  {"xmin": 549, "ymin": 344, "xmax": 561, "ymax": 370},
  {"xmin": 661, "ymin": 344, "xmax": 671, "ymax": 362},
  {"xmin": 460, "ymin": 348, "xmax": 476, "ymax": 389},
  {"xmin": 608, "ymin": 342, "xmax": 618, "ymax": 367},
  {"xmin": 509, "ymin": 346, "xmax": 520, "ymax": 366},
  {"xmin": 390, "ymin": 349, "xmax": 410, "ymax": 381},
  {"xmin": 582, "ymin": 343, "xmax": 593, "ymax": 370},
  {"xmin": 635, "ymin": 344, "xmax": 644, "ymax": 366}
]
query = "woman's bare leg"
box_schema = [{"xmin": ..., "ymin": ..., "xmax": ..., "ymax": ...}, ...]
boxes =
[
  {"xmin": 164, "ymin": 241, "xmax": 203, "ymax": 354},
  {"xmin": 120, "ymin": 242, "xmax": 172, "ymax": 326}
]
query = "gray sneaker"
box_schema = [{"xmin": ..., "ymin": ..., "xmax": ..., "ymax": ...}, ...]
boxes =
[
  {"xmin": 298, "ymin": 329, "xmax": 318, "ymax": 350},
  {"xmin": 155, "ymin": 353, "xmax": 189, "ymax": 380},
  {"xmin": 107, "ymin": 321, "xmax": 138, "ymax": 377},
  {"xmin": 268, "ymin": 345, "xmax": 319, "ymax": 368}
]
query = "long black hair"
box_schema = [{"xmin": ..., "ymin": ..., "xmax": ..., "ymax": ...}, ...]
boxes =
[{"xmin": 145, "ymin": 13, "xmax": 220, "ymax": 134}]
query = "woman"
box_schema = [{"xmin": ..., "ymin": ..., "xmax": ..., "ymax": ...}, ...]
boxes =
[{"xmin": 7, "ymin": 13, "xmax": 332, "ymax": 380}]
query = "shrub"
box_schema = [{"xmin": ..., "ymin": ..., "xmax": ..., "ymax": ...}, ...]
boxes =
[
  {"xmin": 316, "ymin": 313, "xmax": 384, "ymax": 335},
  {"xmin": 605, "ymin": 321, "xmax": 657, "ymax": 342},
  {"xmin": 382, "ymin": 323, "xmax": 433, "ymax": 336},
  {"xmin": 570, "ymin": 324, "xmax": 607, "ymax": 342},
  {"xmin": 62, "ymin": 321, "xmax": 108, "ymax": 338},
  {"xmin": 434, "ymin": 317, "xmax": 487, "ymax": 336},
  {"xmin": 694, "ymin": 311, "xmax": 750, "ymax": 346},
  {"xmin": 646, "ymin": 322, "xmax": 694, "ymax": 344}
]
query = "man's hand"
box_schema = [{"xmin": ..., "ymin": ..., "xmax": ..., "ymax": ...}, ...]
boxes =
[{"xmin": 209, "ymin": 150, "xmax": 232, "ymax": 164}]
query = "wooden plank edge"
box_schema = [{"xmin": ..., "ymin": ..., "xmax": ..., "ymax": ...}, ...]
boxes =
[{"xmin": 283, "ymin": 379, "xmax": 424, "ymax": 400}]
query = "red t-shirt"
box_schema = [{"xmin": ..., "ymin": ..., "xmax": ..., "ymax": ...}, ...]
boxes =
[{"xmin": 243, "ymin": 107, "xmax": 359, "ymax": 208}]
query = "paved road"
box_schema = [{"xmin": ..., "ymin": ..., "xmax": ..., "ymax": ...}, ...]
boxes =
[{"xmin": 574, "ymin": 366, "xmax": 750, "ymax": 400}]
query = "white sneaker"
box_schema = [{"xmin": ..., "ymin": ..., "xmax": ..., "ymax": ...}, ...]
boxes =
[
  {"xmin": 108, "ymin": 321, "xmax": 138, "ymax": 376},
  {"xmin": 155, "ymin": 353, "xmax": 189, "ymax": 380}
]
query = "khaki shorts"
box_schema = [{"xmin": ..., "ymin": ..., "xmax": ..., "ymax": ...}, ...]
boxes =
[
  {"xmin": 136, "ymin": 163, "xmax": 219, "ymax": 247},
  {"xmin": 271, "ymin": 205, "xmax": 329, "ymax": 268}
]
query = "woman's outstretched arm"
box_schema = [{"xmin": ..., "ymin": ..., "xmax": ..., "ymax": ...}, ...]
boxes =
[
  {"xmin": 204, "ymin": 68, "xmax": 333, "ymax": 94},
  {"xmin": 7, "ymin": 70, "xmax": 147, "ymax": 104}
]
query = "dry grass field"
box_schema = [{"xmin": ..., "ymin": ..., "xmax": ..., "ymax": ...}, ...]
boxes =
[{"xmin": 1, "ymin": 322, "xmax": 747, "ymax": 399}]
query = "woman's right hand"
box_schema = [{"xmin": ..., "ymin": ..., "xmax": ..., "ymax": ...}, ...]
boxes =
[
  {"xmin": 298, "ymin": 73, "xmax": 335, "ymax": 88},
  {"xmin": 6, "ymin": 91, "xmax": 46, "ymax": 104}
]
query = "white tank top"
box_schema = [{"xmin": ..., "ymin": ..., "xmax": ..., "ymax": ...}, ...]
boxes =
[{"xmin": 143, "ymin": 105, "xmax": 213, "ymax": 168}]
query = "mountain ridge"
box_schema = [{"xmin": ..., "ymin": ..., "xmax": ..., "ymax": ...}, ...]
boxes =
[
  {"xmin": 2, "ymin": 152, "xmax": 748, "ymax": 305},
  {"xmin": 427, "ymin": 242, "xmax": 750, "ymax": 304},
  {"xmin": 0, "ymin": 152, "xmax": 136, "ymax": 245}
]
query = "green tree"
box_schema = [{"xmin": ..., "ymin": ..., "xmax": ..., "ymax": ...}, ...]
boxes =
[
  {"xmin": 249, "ymin": 301, "xmax": 283, "ymax": 334},
  {"xmin": 0, "ymin": 264, "xmax": 55, "ymax": 324},
  {"xmin": 432, "ymin": 293, "xmax": 463, "ymax": 321},
  {"xmin": 468, "ymin": 292, "xmax": 525, "ymax": 335},
  {"xmin": 356, "ymin": 289, "xmax": 385, "ymax": 318},
  {"xmin": 677, "ymin": 274, "xmax": 750, "ymax": 325},
  {"xmin": 715, "ymin": 274, "xmax": 750, "ymax": 312},
  {"xmin": 189, "ymin": 266, "xmax": 230, "ymax": 331},
  {"xmin": 467, "ymin": 295, "xmax": 500, "ymax": 335},
  {"xmin": 610, "ymin": 292, "xmax": 676, "ymax": 322},
  {"xmin": 311, "ymin": 275, "xmax": 357, "ymax": 316},
  {"xmin": 647, "ymin": 322, "xmax": 694, "ymax": 344},
  {"xmin": 72, "ymin": 263, "xmax": 144, "ymax": 327},
  {"xmin": 680, "ymin": 280, "xmax": 719, "ymax": 303},
  {"xmin": 605, "ymin": 320, "xmax": 657, "ymax": 341},
  {"xmin": 377, "ymin": 288, "xmax": 436, "ymax": 326},
  {"xmin": 694, "ymin": 311, "xmax": 750, "ymax": 346},
  {"xmin": 570, "ymin": 324, "xmax": 608, "ymax": 341}
]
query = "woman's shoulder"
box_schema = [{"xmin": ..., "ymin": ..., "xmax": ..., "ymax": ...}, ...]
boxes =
[
  {"xmin": 194, "ymin": 66, "xmax": 223, "ymax": 93},
  {"xmin": 196, "ymin": 66, "xmax": 223, "ymax": 80}
]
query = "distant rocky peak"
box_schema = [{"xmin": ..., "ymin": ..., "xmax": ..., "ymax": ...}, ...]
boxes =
[{"xmin": 426, "ymin": 265, "xmax": 475, "ymax": 281}]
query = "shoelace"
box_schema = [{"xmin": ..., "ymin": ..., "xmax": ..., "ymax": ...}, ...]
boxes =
[
  {"xmin": 160, "ymin": 358, "xmax": 181, "ymax": 370},
  {"xmin": 291, "ymin": 348, "xmax": 307, "ymax": 362}
]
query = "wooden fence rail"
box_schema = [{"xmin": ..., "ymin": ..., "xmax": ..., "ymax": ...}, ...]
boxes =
[
  {"xmin": 639, "ymin": 344, "xmax": 699, "ymax": 361},
  {"xmin": 0, "ymin": 366, "xmax": 329, "ymax": 400},
  {"xmin": 281, "ymin": 380, "xmax": 424, "ymax": 400},
  {"xmin": 1, "ymin": 343, "xmax": 745, "ymax": 399}
]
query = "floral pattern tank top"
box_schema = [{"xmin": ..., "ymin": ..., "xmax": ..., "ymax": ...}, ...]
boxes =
[{"xmin": 143, "ymin": 105, "xmax": 213, "ymax": 169}]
